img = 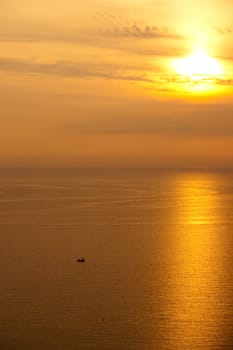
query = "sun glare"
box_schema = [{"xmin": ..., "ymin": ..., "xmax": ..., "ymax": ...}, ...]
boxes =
[
  {"xmin": 173, "ymin": 50, "xmax": 223, "ymax": 77},
  {"xmin": 170, "ymin": 49, "xmax": 225, "ymax": 94}
]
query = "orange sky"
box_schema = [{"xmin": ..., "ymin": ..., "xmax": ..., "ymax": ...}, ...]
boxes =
[{"xmin": 0, "ymin": 0, "xmax": 233, "ymax": 167}]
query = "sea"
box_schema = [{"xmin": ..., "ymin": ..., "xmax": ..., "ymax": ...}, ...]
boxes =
[{"xmin": 0, "ymin": 168, "xmax": 233, "ymax": 350}]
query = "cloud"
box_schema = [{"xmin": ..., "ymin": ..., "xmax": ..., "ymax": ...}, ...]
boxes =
[
  {"xmin": 0, "ymin": 57, "xmax": 152, "ymax": 82},
  {"xmin": 94, "ymin": 10, "xmax": 183, "ymax": 41},
  {"xmin": 0, "ymin": 34, "xmax": 185, "ymax": 59},
  {"xmin": 0, "ymin": 57, "xmax": 232, "ymax": 89},
  {"xmin": 153, "ymin": 74, "xmax": 233, "ymax": 87},
  {"xmin": 103, "ymin": 24, "xmax": 181, "ymax": 39},
  {"xmin": 214, "ymin": 26, "xmax": 232, "ymax": 35}
]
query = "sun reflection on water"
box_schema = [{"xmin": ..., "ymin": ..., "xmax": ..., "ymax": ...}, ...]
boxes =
[{"xmin": 151, "ymin": 173, "xmax": 230, "ymax": 349}]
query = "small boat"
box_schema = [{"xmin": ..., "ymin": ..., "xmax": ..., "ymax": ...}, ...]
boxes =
[{"xmin": 77, "ymin": 258, "xmax": 86, "ymax": 263}]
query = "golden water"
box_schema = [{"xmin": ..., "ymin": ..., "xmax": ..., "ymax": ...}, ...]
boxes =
[{"xmin": 0, "ymin": 169, "xmax": 233, "ymax": 349}]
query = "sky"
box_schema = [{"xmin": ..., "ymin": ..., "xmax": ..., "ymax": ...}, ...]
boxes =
[{"xmin": 1, "ymin": 0, "xmax": 233, "ymax": 168}]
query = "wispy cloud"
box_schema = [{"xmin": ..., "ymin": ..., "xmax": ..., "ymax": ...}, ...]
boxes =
[
  {"xmin": 152, "ymin": 74, "xmax": 233, "ymax": 87},
  {"xmin": 0, "ymin": 57, "xmax": 152, "ymax": 82},
  {"xmin": 94, "ymin": 10, "xmax": 183, "ymax": 40},
  {"xmin": 102, "ymin": 24, "xmax": 181, "ymax": 39},
  {"xmin": 214, "ymin": 26, "xmax": 232, "ymax": 35},
  {"xmin": 0, "ymin": 57, "xmax": 232, "ymax": 89}
]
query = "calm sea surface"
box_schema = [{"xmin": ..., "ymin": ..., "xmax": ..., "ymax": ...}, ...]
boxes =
[{"xmin": 0, "ymin": 168, "xmax": 233, "ymax": 350}]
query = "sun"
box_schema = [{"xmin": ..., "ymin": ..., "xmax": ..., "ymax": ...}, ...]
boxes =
[
  {"xmin": 173, "ymin": 50, "xmax": 223, "ymax": 77},
  {"xmin": 170, "ymin": 49, "xmax": 225, "ymax": 94},
  {"xmin": 151, "ymin": 48, "xmax": 229, "ymax": 96}
]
